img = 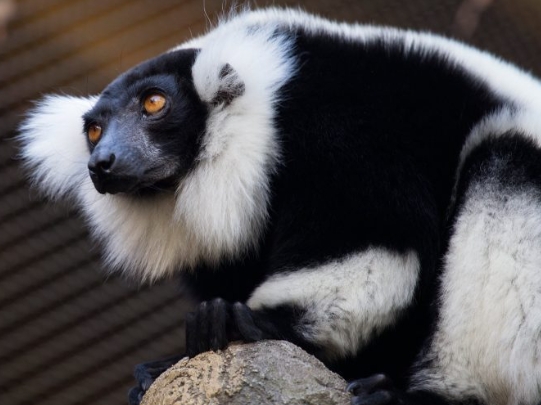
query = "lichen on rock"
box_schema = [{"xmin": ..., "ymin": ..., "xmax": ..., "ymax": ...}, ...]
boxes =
[{"xmin": 140, "ymin": 340, "xmax": 351, "ymax": 405}]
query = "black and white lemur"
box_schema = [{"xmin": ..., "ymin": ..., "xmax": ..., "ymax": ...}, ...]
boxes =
[{"xmin": 19, "ymin": 7, "xmax": 541, "ymax": 405}]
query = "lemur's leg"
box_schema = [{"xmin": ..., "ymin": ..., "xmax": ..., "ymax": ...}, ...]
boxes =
[
  {"xmin": 352, "ymin": 134, "xmax": 541, "ymax": 405},
  {"xmin": 410, "ymin": 135, "xmax": 541, "ymax": 405},
  {"xmin": 242, "ymin": 247, "xmax": 421, "ymax": 363}
]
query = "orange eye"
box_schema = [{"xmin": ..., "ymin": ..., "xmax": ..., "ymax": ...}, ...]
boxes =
[
  {"xmin": 88, "ymin": 124, "xmax": 102, "ymax": 144},
  {"xmin": 144, "ymin": 93, "xmax": 166, "ymax": 114}
]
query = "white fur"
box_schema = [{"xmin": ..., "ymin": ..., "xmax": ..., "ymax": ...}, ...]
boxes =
[
  {"xmin": 411, "ymin": 181, "xmax": 541, "ymax": 405},
  {"xmin": 248, "ymin": 248, "xmax": 420, "ymax": 360}
]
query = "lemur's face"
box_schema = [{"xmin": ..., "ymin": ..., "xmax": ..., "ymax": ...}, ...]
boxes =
[{"xmin": 83, "ymin": 49, "xmax": 207, "ymax": 195}]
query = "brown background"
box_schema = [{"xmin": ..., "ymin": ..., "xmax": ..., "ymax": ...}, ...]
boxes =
[{"xmin": 1, "ymin": 1, "xmax": 540, "ymax": 404}]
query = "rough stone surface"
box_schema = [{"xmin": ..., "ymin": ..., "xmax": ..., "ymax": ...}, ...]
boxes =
[{"xmin": 140, "ymin": 340, "xmax": 351, "ymax": 405}]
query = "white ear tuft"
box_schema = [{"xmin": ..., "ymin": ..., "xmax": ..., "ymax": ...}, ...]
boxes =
[{"xmin": 18, "ymin": 94, "xmax": 97, "ymax": 199}]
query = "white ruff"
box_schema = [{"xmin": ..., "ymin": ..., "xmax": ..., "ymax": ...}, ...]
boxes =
[
  {"xmin": 248, "ymin": 248, "xmax": 420, "ymax": 360},
  {"xmin": 174, "ymin": 20, "xmax": 295, "ymax": 263}
]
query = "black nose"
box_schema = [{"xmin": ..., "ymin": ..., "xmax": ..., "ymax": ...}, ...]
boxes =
[
  {"xmin": 88, "ymin": 152, "xmax": 116, "ymax": 175},
  {"xmin": 88, "ymin": 152, "xmax": 117, "ymax": 194}
]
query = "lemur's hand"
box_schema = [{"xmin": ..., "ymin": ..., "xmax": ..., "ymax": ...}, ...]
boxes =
[{"xmin": 186, "ymin": 298, "xmax": 267, "ymax": 357}]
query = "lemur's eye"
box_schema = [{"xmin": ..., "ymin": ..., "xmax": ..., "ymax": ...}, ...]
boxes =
[
  {"xmin": 144, "ymin": 94, "xmax": 166, "ymax": 115},
  {"xmin": 88, "ymin": 124, "xmax": 102, "ymax": 144}
]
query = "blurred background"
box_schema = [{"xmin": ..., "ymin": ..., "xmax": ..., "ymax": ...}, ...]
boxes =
[{"xmin": 1, "ymin": 0, "xmax": 541, "ymax": 404}]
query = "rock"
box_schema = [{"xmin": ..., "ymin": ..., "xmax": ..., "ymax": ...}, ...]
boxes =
[{"xmin": 140, "ymin": 340, "xmax": 351, "ymax": 405}]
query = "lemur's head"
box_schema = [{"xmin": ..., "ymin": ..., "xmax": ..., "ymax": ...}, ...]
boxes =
[
  {"xmin": 82, "ymin": 50, "xmax": 207, "ymax": 196},
  {"xmin": 18, "ymin": 23, "xmax": 288, "ymax": 278}
]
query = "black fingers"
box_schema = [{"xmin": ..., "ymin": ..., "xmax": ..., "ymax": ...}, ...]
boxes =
[
  {"xmin": 232, "ymin": 302, "xmax": 264, "ymax": 342},
  {"xmin": 195, "ymin": 301, "xmax": 210, "ymax": 355},
  {"xmin": 186, "ymin": 298, "xmax": 230, "ymax": 357},
  {"xmin": 210, "ymin": 298, "xmax": 228, "ymax": 351},
  {"xmin": 186, "ymin": 299, "xmax": 266, "ymax": 358}
]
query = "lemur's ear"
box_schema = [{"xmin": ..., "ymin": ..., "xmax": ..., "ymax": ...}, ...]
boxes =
[{"xmin": 211, "ymin": 63, "xmax": 245, "ymax": 106}]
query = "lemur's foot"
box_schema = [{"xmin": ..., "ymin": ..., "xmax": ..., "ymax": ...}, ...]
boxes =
[
  {"xmin": 127, "ymin": 354, "xmax": 183, "ymax": 405},
  {"xmin": 348, "ymin": 374, "xmax": 404, "ymax": 405}
]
